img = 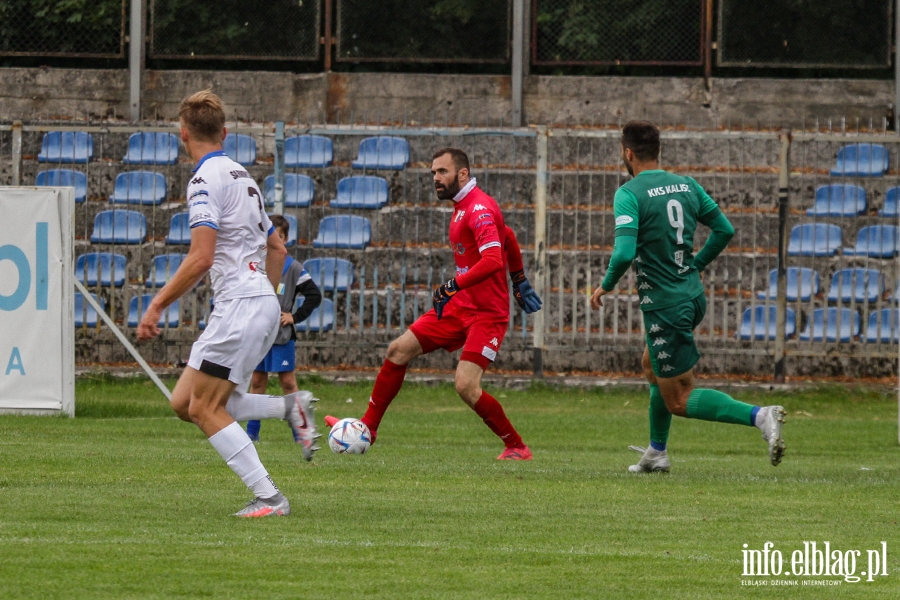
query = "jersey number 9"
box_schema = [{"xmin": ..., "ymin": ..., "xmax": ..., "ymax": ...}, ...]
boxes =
[{"xmin": 667, "ymin": 199, "xmax": 684, "ymax": 245}]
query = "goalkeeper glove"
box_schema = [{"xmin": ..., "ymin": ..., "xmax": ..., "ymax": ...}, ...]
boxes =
[
  {"xmin": 510, "ymin": 270, "xmax": 542, "ymax": 314},
  {"xmin": 432, "ymin": 278, "xmax": 460, "ymax": 320}
]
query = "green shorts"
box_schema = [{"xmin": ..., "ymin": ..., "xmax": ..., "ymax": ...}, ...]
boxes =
[{"xmin": 643, "ymin": 294, "xmax": 706, "ymax": 378}]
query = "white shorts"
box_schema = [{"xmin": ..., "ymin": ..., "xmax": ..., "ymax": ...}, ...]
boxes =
[{"xmin": 188, "ymin": 295, "xmax": 280, "ymax": 386}]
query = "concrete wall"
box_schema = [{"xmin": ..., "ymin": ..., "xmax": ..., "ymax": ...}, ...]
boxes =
[{"xmin": 0, "ymin": 67, "xmax": 893, "ymax": 127}]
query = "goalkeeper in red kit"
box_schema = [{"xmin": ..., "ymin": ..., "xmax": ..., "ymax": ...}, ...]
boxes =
[{"xmin": 326, "ymin": 147, "xmax": 541, "ymax": 460}]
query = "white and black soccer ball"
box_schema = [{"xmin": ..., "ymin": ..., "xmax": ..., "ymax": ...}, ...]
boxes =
[{"xmin": 328, "ymin": 418, "xmax": 372, "ymax": 454}]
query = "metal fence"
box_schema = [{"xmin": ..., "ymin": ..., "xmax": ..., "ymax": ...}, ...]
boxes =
[
  {"xmin": 533, "ymin": 0, "xmax": 704, "ymax": 66},
  {"xmin": 335, "ymin": 0, "xmax": 510, "ymax": 63},
  {"xmin": 149, "ymin": 0, "xmax": 321, "ymax": 60},
  {"xmin": 1, "ymin": 118, "xmax": 898, "ymax": 376},
  {"xmin": 0, "ymin": 0, "xmax": 126, "ymax": 57},
  {"xmin": 718, "ymin": 0, "xmax": 893, "ymax": 68}
]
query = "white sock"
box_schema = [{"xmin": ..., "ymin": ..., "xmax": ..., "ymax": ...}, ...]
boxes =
[
  {"xmin": 208, "ymin": 422, "xmax": 279, "ymax": 499},
  {"xmin": 249, "ymin": 475, "xmax": 280, "ymax": 500},
  {"xmin": 225, "ymin": 389, "xmax": 287, "ymax": 421}
]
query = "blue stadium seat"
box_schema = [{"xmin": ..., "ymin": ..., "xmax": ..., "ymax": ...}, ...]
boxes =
[
  {"xmin": 826, "ymin": 268, "xmax": 885, "ymax": 304},
  {"xmin": 90, "ymin": 210, "xmax": 146, "ymax": 244},
  {"xmin": 331, "ymin": 176, "xmax": 389, "ymax": 209},
  {"xmin": 878, "ymin": 187, "xmax": 900, "ymax": 217},
  {"xmin": 352, "ymin": 136, "xmax": 410, "ymax": 170},
  {"xmin": 145, "ymin": 254, "xmax": 186, "ymax": 287},
  {"xmin": 35, "ymin": 169, "xmax": 87, "ymax": 203},
  {"xmin": 268, "ymin": 213, "xmax": 297, "ymax": 247},
  {"xmin": 843, "ymin": 225, "xmax": 899, "ymax": 258},
  {"xmin": 830, "ymin": 143, "xmax": 889, "ymax": 177},
  {"xmin": 122, "ymin": 132, "xmax": 180, "ymax": 165},
  {"xmin": 223, "ymin": 134, "xmax": 257, "ymax": 166},
  {"xmin": 757, "ymin": 267, "xmax": 820, "ymax": 302},
  {"xmin": 787, "ymin": 223, "xmax": 842, "ymax": 257},
  {"xmin": 806, "ymin": 184, "xmax": 866, "ymax": 217},
  {"xmin": 799, "ymin": 308, "xmax": 860, "ymax": 343},
  {"xmin": 263, "ymin": 174, "xmax": 315, "ymax": 208},
  {"xmin": 75, "ymin": 252, "xmax": 127, "ymax": 288},
  {"xmin": 865, "ymin": 309, "xmax": 899, "ymax": 343},
  {"xmin": 166, "ymin": 212, "xmax": 191, "ymax": 245},
  {"xmin": 295, "ymin": 298, "xmax": 334, "ymax": 332},
  {"xmin": 303, "ymin": 257, "xmax": 354, "ymax": 292},
  {"xmin": 312, "ymin": 215, "xmax": 372, "ymax": 249},
  {"xmin": 284, "ymin": 135, "xmax": 333, "ymax": 168},
  {"xmin": 127, "ymin": 295, "xmax": 180, "ymax": 328},
  {"xmin": 109, "ymin": 171, "xmax": 167, "ymax": 205},
  {"xmin": 738, "ymin": 305, "xmax": 797, "ymax": 341},
  {"xmin": 37, "ymin": 131, "xmax": 94, "ymax": 163},
  {"xmin": 74, "ymin": 292, "xmax": 105, "ymax": 328}
]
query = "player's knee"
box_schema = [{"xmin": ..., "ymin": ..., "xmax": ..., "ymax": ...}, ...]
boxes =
[
  {"xmin": 170, "ymin": 396, "xmax": 191, "ymax": 422},
  {"xmin": 385, "ymin": 339, "xmax": 415, "ymax": 365},
  {"xmin": 454, "ymin": 378, "xmax": 480, "ymax": 406}
]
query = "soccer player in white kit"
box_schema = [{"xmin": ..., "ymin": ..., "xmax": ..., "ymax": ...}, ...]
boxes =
[{"xmin": 137, "ymin": 90, "xmax": 320, "ymax": 517}]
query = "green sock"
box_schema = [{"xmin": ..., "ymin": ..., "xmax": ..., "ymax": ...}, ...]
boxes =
[
  {"xmin": 649, "ymin": 384, "xmax": 672, "ymax": 448},
  {"xmin": 685, "ymin": 388, "xmax": 755, "ymax": 426}
]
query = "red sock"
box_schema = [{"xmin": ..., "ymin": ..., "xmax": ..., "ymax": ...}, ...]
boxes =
[
  {"xmin": 361, "ymin": 359, "xmax": 407, "ymax": 433},
  {"xmin": 473, "ymin": 391, "xmax": 523, "ymax": 448}
]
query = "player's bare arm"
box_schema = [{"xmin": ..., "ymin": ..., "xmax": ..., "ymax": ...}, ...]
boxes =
[
  {"xmin": 264, "ymin": 228, "xmax": 288, "ymax": 291},
  {"xmin": 137, "ymin": 225, "xmax": 216, "ymax": 341}
]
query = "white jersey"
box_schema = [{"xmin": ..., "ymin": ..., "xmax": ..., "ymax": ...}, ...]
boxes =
[{"xmin": 186, "ymin": 150, "xmax": 275, "ymax": 302}]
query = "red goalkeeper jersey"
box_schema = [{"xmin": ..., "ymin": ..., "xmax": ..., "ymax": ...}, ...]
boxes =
[{"xmin": 448, "ymin": 185, "xmax": 509, "ymax": 319}]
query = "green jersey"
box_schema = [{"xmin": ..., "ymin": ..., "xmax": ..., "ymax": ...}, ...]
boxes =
[{"xmin": 613, "ymin": 170, "xmax": 722, "ymax": 312}]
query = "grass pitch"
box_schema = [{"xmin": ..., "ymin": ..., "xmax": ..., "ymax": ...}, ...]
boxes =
[{"xmin": 0, "ymin": 375, "xmax": 898, "ymax": 599}]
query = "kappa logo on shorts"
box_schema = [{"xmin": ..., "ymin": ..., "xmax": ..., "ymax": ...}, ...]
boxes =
[
  {"xmin": 661, "ymin": 365, "xmax": 675, "ymax": 372},
  {"xmin": 641, "ymin": 296, "xmax": 653, "ymax": 305},
  {"xmin": 490, "ymin": 337, "xmax": 499, "ymax": 347},
  {"xmin": 281, "ymin": 360, "xmax": 289, "ymax": 366},
  {"xmin": 638, "ymin": 282, "xmax": 652, "ymax": 290},
  {"xmin": 636, "ymin": 270, "xmax": 647, "ymax": 277},
  {"xmin": 652, "ymin": 337, "xmax": 667, "ymax": 346},
  {"xmin": 657, "ymin": 351, "xmax": 671, "ymax": 360},
  {"xmin": 649, "ymin": 324, "xmax": 663, "ymax": 333},
  {"xmin": 634, "ymin": 256, "xmax": 643, "ymax": 263}
]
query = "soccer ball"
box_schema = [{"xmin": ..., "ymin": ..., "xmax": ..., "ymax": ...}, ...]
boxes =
[{"xmin": 328, "ymin": 418, "xmax": 372, "ymax": 454}]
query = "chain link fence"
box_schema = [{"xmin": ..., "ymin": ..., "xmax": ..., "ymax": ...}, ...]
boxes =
[
  {"xmin": 149, "ymin": 0, "xmax": 321, "ymax": 60},
  {"xmin": 335, "ymin": 0, "xmax": 510, "ymax": 63},
  {"xmin": 533, "ymin": 0, "xmax": 703, "ymax": 65},
  {"xmin": 0, "ymin": 0, "xmax": 126, "ymax": 57},
  {"xmin": 718, "ymin": 0, "xmax": 893, "ymax": 68}
]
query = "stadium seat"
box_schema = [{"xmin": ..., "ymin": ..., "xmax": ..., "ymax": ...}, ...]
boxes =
[
  {"xmin": 268, "ymin": 213, "xmax": 297, "ymax": 247},
  {"xmin": 865, "ymin": 309, "xmax": 899, "ymax": 343},
  {"xmin": 122, "ymin": 132, "xmax": 180, "ymax": 165},
  {"xmin": 826, "ymin": 268, "xmax": 885, "ymax": 304},
  {"xmin": 787, "ymin": 223, "xmax": 842, "ymax": 257},
  {"xmin": 303, "ymin": 257, "xmax": 355, "ymax": 292},
  {"xmin": 263, "ymin": 174, "xmax": 315, "ymax": 208},
  {"xmin": 109, "ymin": 171, "xmax": 167, "ymax": 205},
  {"xmin": 352, "ymin": 136, "xmax": 410, "ymax": 170},
  {"xmin": 127, "ymin": 295, "xmax": 180, "ymax": 328},
  {"xmin": 799, "ymin": 308, "xmax": 860, "ymax": 343},
  {"xmin": 145, "ymin": 254, "xmax": 186, "ymax": 287},
  {"xmin": 295, "ymin": 298, "xmax": 334, "ymax": 332},
  {"xmin": 830, "ymin": 143, "xmax": 889, "ymax": 177},
  {"xmin": 738, "ymin": 305, "xmax": 797, "ymax": 341},
  {"xmin": 312, "ymin": 215, "xmax": 372, "ymax": 249},
  {"xmin": 35, "ymin": 169, "xmax": 87, "ymax": 203},
  {"xmin": 90, "ymin": 210, "xmax": 146, "ymax": 245},
  {"xmin": 331, "ymin": 176, "xmax": 389, "ymax": 209},
  {"xmin": 806, "ymin": 184, "xmax": 866, "ymax": 217},
  {"xmin": 75, "ymin": 252, "xmax": 126, "ymax": 288},
  {"xmin": 166, "ymin": 212, "xmax": 191, "ymax": 245},
  {"xmin": 843, "ymin": 225, "xmax": 899, "ymax": 258},
  {"xmin": 284, "ymin": 135, "xmax": 333, "ymax": 168},
  {"xmin": 74, "ymin": 292, "xmax": 105, "ymax": 328},
  {"xmin": 223, "ymin": 133, "xmax": 257, "ymax": 166},
  {"xmin": 37, "ymin": 131, "xmax": 94, "ymax": 163},
  {"xmin": 756, "ymin": 268, "xmax": 820, "ymax": 302},
  {"xmin": 878, "ymin": 187, "xmax": 900, "ymax": 217}
]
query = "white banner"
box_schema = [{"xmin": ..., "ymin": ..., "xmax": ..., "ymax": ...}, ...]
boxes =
[{"xmin": 0, "ymin": 187, "xmax": 74, "ymax": 415}]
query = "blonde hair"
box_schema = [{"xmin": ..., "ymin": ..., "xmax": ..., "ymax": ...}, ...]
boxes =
[{"xmin": 179, "ymin": 90, "xmax": 226, "ymax": 143}]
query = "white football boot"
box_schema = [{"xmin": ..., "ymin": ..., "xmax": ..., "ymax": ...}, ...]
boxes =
[
  {"xmin": 284, "ymin": 391, "xmax": 321, "ymax": 461},
  {"xmin": 755, "ymin": 406, "xmax": 786, "ymax": 466},
  {"xmin": 627, "ymin": 445, "xmax": 671, "ymax": 473}
]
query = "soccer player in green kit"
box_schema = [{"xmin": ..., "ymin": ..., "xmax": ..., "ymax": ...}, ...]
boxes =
[{"xmin": 590, "ymin": 121, "xmax": 786, "ymax": 473}]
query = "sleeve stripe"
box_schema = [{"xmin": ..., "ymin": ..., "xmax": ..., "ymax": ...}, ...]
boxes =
[
  {"xmin": 268, "ymin": 225, "xmax": 275, "ymax": 236},
  {"xmin": 190, "ymin": 222, "xmax": 219, "ymax": 231},
  {"xmin": 478, "ymin": 241, "xmax": 502, "ymax": 253}
]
